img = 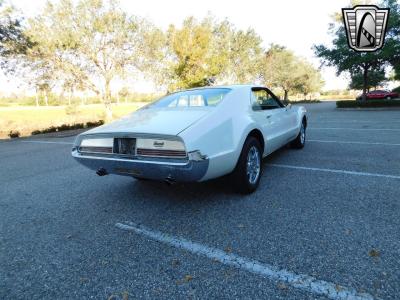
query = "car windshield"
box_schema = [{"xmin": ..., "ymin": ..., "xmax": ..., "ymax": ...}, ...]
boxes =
[{"xmin": 145, "ymin": 88, "xmax": 231, "ymax": 109}]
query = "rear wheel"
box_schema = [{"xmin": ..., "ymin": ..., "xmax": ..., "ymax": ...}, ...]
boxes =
[
  {"xmin": 232, "ymin": 136, "xmax": 262, "ymax": 194},
  {"xmin": 385, "ymin": 96, "xmax": 392, "ymax": 100},
  {"xmin": 291, "ymin": 120, "xmax": 306, "ymax": 149}
]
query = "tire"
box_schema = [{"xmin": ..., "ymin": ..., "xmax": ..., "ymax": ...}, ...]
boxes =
[
  {"xmin": 232, "ymin": 136, "xmax": 262, "ymax": 194},
  {"xmin": 385, "ymin": 96, "xmax": 392, "ymax": 100},
  {"xmin": 291, "ymin": 120, "xmax": 306, "ymax": 149}
]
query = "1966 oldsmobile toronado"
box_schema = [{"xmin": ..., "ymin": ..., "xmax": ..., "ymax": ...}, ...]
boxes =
[{"xmin": 72, "ymin": 85, "xmax": 307, "ymax": 193}]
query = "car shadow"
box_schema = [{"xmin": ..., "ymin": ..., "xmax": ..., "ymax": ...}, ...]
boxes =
[{"xmin": 113, "ymin": 145, "xmax": 292, "ymax": 204}]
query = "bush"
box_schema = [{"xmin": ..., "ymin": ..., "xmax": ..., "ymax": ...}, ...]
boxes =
[
  {"xmin": 288, "ymin": 99, "xmax": 321, "ymax": 104},
  {"xmin": 8, "ymin": 130, "xmax": 20, "ymax": 138},
  {"xmin": 336, "ymin": 100, "xmax": 400, "ymax": 108},
  {"xmin": 30, "ymin": 119, "xmax": 104, "ymax": 136},
  {"xmin": 86, "ymin": 120, "xmax": 104, "ymax": 127},
  {"xmin": 31, "ymin": 130, "xmax": 41, "ymax": 135}
]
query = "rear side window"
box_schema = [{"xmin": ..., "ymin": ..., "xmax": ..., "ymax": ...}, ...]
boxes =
[
  {"xmin": 146, "ymin": 88, "xmax": 231, "ymax": 109},
  {"xmin": 251, "ymin": 89, "xmax": 282, "ymax": 110}
]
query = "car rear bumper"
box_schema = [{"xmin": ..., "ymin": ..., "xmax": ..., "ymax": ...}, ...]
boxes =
[{"xmin": 72, "ymin": 149, "xmax": 209, "ymax": 182}]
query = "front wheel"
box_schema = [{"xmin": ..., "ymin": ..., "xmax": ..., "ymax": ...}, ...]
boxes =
[
  {"xmin": 385, "ymin": 96, "xmax": 392, "ymax": 100},
  {"xmin": 232, "ymin": 137, "xmax": 262, "ymax": 194},
  {"xmin": 291, "ymin": 121, "xmax": 306, "ymax": 149}
]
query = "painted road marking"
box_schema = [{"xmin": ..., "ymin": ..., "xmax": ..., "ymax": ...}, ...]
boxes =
[
  {"xmin": 116, "ymin": 221, "xmax": 374, "ymax": 300},
  {"xmin": 308, "ymin": 139, "xmax": 400, "ymax": 146},
  {"xmin": 309, "ymin": 127, "xmax": 400, "ymax": 131},
  {"xmin": 312, "ymin": 120, "xmax": 400, "ymax": 123},
  {"xmin": 20, "ymin": 140, "xmax": 74, "ymax": 145},
  {"xmin": 269, "ymin": 164, "xmax": 400, "ymax": 180}
]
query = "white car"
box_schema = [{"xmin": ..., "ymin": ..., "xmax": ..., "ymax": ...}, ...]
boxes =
[{"xmin": 72, "ymin": 85, "xmax": 307, "ymax": 193}]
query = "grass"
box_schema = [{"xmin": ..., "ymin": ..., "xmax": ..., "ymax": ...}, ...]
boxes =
[
  {"xmin": 0, "ymin": 103, "xmax": 145, "ymax": 139},
  {"xmin": 336, "ymin": 99, "xmax": 400, "ymax": 108}
]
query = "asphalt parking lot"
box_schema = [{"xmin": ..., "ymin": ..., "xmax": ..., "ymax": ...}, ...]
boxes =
[{"xmin": 1, "ymin": 102, "xmax": 400, "ymax": 300}]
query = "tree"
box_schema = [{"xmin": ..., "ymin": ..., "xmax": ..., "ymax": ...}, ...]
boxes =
[
  {"xmin": 162, "ymin": 16, "xmax": 263, "ymax": 90},
  {"xmin": 297, "ymin": 60, "xmax": 324, "ymax": 99},
  {"xmin": 66, "ymin": 0, "xmax": 162, "ymax": 118},
  {"xmin": 0, "ymin": 1, "xmax": 34, "ymax": 94},
  {"xmin": 162, "ymin": 17, "xmax": 228, "ymax": 90},
  {"xmin": 226, "ymin": 28, "xmax": 263, "ymax": 83},
  {"xmin": 314, "ymin": 0, "xmax": 400, "ymax": 101},
  {"xmin": 260, "ymin": 45, "xmax": 322, "ymax": 100},
  {"xmin": 118, "ymin": 86, "xmax": 130, "ymax": 103},
  {"xmin": 17, "ymin": 0, "xmax": 162, "ymax": 118},
  {"xmin": 349, "ymin": 68, "xmax": 386, "ymax": 91},
  {"xmin": 0, "ymin": 2, "xmax": 31, "ymax": 60},
  {"xmin": 384, "ymin": 0, "xmax": 400, "ymax": 80}
]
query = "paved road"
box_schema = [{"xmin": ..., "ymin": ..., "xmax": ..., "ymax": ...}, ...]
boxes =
[{"xmin": 1, "ymin": 102, "xmax": 400, "ymax": 299}]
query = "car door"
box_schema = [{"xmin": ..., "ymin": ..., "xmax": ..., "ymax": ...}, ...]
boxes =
[{"xmin": 250, "ymin": 88, "xmax": 292, "ymax": 154}]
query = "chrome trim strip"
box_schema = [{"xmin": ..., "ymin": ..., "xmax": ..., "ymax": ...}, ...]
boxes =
[{"xmin": 72, "ymin": 151, "xmax": 189, "ymax": 166}]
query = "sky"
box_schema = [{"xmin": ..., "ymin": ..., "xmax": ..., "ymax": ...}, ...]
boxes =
[{"xmin": 2, "ymin": 0, "xmax": 358, "ymax": 94}]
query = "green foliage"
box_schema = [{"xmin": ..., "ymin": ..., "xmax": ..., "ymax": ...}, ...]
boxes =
[
  {"xmin": 261, "ymin": 45, "xmax": 323, "ymax": 100},
  {"xmin": 288, "ymin": 99, "xmax": 321, "ymax": 104},
  {"xmin": 384, "ymin": 0, "xmax": 400, "ymax": 80},
  {"xmin": 1, "ymin": 1, "xmax": 324, "ymax": 104},
  {"xmin": 162, "ymin": 16, "xmax": 263, "ymax": 90},
  {"xmin": 31, "ymin": 119, "xmax": 104, "ymax": 135},
  {"xmin": 163, "ymin": 17, "xmax": 227, "ymax": 90},
  {"xmin": 314, "ymin": 0, "xmax": 400, "ymax": 99},
  {"xmin": 349, "ymin": 68, "xmax": 386, "ymax": 90},
  {"xmin": 337, "ymin": 100, "xmax": 400, "ymax": 108},
  {"xmin": 0, "ymin": 3, "xmax": 32, "ymax": 62},
  {"xmin": 6, "ymin": 0, "xmax": 162, "ymax": 116},
  {"xmin": 227, "ymin": 28, "xmax": 263, "ymax": 83},
  {"xmin": 8, "ymin": 130, "xmax": 20, "ymax": 138}
]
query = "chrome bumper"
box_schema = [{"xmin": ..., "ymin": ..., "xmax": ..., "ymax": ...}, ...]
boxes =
[{"xmin": 72, "ymin": 149, "xmax": 209, "ymax": 182}]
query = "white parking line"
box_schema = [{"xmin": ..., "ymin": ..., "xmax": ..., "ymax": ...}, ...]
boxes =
[
  {"xmin": 20, "ymin": 140, "xmax": 74, "ymax": 145},
  {"xmin": 268, "ymin": 164, "xmax": 400, "ymax": 180},
  {"xmin": 116, "ymin": 222, "xmax": 374, "ymax": 300},
  {"xmin": 309, "ymin": 127, "xmax": 400, "ymax": 131},
  {"xmin": 308, "ymin": 139, "xmax": 400, "ymax": 146},
  {"xmin": 312, "ymin": 121, "xmax": 400, "ymax": 123}
]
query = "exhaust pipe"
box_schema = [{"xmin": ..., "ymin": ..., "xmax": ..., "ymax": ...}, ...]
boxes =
[{"xmin": 96, "ymin": 168, "xmax": 108, "ymax": 176}]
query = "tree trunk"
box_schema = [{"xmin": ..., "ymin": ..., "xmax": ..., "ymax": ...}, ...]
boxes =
[
  {"xmin": 44, "ymin": 90, "xmax": 49, "ymax": 106},
  {"xmin": 35, "ymin": 89, "xmax": 39, "ymax": 107},
  {"xmin": 68, "ymin": 89, "xmax": 72, "ymax": 106},
  {"xmin": 284, "ymin": 90, "xmax": 289, "ymax": 101},
  {"xmin": 361, "ymin": 66, "xmax": 369, "ymax": 102},
  {"xmin": 104, "ymin": 80, "xmax": 113, "ymax": 121},
  {"xmin": 116, "ymin": 92, "xmax": 120, "ymax": 105}
]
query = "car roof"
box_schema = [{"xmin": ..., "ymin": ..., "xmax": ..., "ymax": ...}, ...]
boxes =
[{"xmin": 182, "ymin": 84, "xmax": 265, "ymax": 92}]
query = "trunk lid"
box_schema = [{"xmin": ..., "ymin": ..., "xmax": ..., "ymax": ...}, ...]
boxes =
[{"xmin": 85, "ymin": 107, "xmax": 211, "ymax": 136}]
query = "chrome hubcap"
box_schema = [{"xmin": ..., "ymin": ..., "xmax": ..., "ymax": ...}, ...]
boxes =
[
  {"xmin": 300, "ymin": 124, "xmax": 305, "ymax": 144},
  {"xmin": 246, "ymin": 146, "xmax": 260, "ymax": 184}
]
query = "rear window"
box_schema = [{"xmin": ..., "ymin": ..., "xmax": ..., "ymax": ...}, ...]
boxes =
[{"xmin": 146, "ymin": 88, "xmax": 231, "ymax": 109}]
